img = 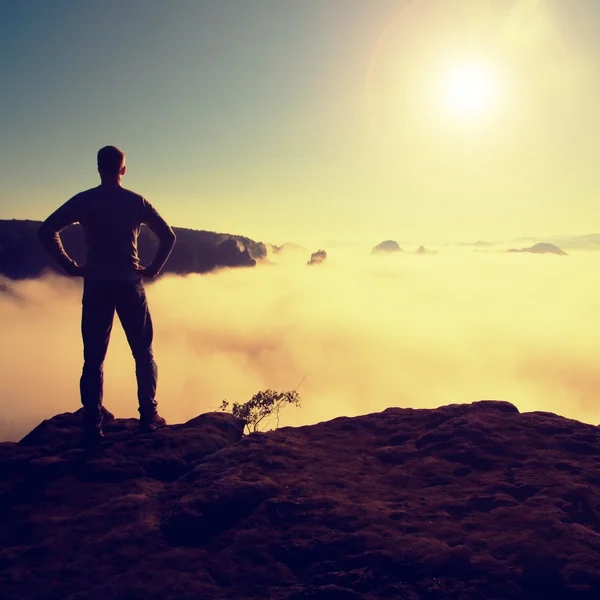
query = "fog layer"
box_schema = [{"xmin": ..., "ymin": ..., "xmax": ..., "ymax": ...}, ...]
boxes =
[{"xmin": 2, "ymin": 249, "xmax": 599, "ymax": 440}]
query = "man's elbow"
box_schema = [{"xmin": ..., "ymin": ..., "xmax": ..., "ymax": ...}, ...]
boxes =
[
  {"xmin": 38, "ymin": 221, "xmax": 52, "ymax": 244},
  {"xmin": 166, "ymin": 228, "xmax": 176, "ymax": 246}
]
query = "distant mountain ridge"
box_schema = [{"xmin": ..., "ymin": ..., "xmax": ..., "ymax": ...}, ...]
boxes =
[
  {"xmin": 0, "ymin": 219, "xmax": 267, "ymax": 279},
  {"xmin": 507, "ymin": 242, "xmax": 567, "ymax": 256}
]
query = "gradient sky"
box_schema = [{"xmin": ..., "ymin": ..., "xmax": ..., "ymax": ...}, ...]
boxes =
[{"xmin": 2, "ymin": 0, "xmax": 600, "ymax": 246}]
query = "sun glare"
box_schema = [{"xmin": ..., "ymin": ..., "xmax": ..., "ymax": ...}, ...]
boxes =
[{"xmin": 441, "ymin": 61, "xmax": 499, "ymax": 121}]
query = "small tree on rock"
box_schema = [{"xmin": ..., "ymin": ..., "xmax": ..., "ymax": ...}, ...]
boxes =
[{"xmin": 220, "ymin": 389, "xmax": 301, "ymax": 434}]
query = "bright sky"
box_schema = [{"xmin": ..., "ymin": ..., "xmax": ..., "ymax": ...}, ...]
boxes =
[{"xmin": 2, "ymin": 0, "xmax": 600, "ymax": 246}]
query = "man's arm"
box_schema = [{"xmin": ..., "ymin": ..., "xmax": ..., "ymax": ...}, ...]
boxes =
[
  {"xmin": 140, "ymin": 200, "xmax": 176, "ymax": 278},
  {"xmin": 38, "ymin": 198, "xmax": 84, "ymax": 276}
]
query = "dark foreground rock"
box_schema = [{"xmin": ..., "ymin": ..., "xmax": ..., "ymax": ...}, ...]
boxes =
[{"xmin": 1, "ymin": 401, "xmax": 600, "ymax": 599}]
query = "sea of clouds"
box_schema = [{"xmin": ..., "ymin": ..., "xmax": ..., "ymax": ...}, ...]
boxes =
[{"xmin": 2, "ymin": 244, "xmax": 600, "ymax": 441}]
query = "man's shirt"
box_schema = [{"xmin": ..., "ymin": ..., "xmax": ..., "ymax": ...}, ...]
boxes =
[{"xmin": 39, "ymin": 185, "xmax": 175, "ymax": 281}]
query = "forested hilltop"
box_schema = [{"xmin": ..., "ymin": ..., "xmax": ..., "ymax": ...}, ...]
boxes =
[{"xmin": 0, "ymin": 219, "xmax": 267, "ymax": 279}]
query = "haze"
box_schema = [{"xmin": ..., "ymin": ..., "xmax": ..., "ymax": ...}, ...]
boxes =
[
  {"xmin": 3, "ymin": 0, "xmax": 600, "ymax": 438},
  {"xmin": 2, "ymin": 248, "xmax": 599, "ymax": 440},
  {"xmin": 4, "ymin": 0, "xmax": 600, "ymax": 245}
]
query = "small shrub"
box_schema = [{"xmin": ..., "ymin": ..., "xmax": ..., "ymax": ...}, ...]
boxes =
[{"xmin": 220, "ymin": 389, "xmax": 301, "ymax": 434}]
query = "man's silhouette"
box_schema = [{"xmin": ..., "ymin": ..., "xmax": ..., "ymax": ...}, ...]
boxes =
[{"xmin": 39, "ymin": 146, "xmax": 176, "ymax": 442}]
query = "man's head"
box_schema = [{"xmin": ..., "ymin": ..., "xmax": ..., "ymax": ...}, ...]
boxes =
[{"xmin": 97, "ymin": 146, "xmax": 126, "ymax": 181}]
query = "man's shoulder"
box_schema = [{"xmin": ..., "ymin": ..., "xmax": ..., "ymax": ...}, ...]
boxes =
[
  {"xmin": 76, "ymin": 186, "xmax": 146, "ymax": 203},
  {"xmin": 69, "ymin": 187, "xmax": 99, "ymax": 201},
  {"xmin": 119, "ymin": 187, "xmax": 146, "ymax": 203}
]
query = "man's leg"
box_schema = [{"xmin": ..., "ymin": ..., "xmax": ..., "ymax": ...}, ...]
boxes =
[
  {"xmin": 80, "ymin": 280, "xmax": 115, "ymax": 434},
  {"xmin": 115, "ymin": 281, "xmax": 161, "ymax": 426}
]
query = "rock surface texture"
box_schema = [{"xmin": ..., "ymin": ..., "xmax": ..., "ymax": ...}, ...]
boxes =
[{"xmin": 2, "ymin": 401, "xmax": 600, "ymax": 599}]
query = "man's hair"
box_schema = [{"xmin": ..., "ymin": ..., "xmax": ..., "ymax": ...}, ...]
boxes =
[{"xmin": 97, "ymin": 146, "xmax": 125, "ymax": 175}]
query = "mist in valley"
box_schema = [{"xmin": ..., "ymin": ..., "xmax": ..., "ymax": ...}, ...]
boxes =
[{"xmin": 2, "ymin": 245, "xmax": 599, "ymax": 441}]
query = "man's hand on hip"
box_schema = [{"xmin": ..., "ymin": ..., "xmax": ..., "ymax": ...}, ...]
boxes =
[
  {"xmin": 64, "ymin": 262, "xmax": 85, "ymax": 277},
  {"xmin": 136, "ymin": 265, "xmax": 159, "ymax": 280}
]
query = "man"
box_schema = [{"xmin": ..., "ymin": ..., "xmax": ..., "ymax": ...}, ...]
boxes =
[{"xmin": 39, "ymin": 146, "xmax": 176, "ymax": 442}]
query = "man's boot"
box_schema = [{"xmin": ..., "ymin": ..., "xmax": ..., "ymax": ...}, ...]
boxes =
[
  {"xmin": 139, "ymin": 411, "xmax": 167, "ymax": 433},
  {"xmin": 82, "ymin": 410, "xmax": 104, "ymax": 445}
]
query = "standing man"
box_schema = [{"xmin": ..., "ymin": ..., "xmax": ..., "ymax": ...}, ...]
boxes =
[{"xmin": 39, "ymin": 146, "xmax": 176, "ymax": 442}]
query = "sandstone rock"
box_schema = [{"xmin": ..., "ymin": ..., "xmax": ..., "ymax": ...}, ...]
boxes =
[{"xmin": 2, "ymin": 400, "xmax": 600, "ymax": 599}]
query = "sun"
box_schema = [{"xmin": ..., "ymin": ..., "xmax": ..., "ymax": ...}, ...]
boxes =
[{"xmin": 440, "ymin": 61, "xmax": 500, "ymax": 121}]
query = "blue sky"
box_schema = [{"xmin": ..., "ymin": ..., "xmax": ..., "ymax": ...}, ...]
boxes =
[{"xmin": 2, "ymin": 0, "xmax": 600, "ymax": 245}]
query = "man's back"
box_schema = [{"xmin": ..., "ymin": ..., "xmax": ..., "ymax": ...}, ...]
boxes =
[{"xmin": 40, "ymin": 184, "xmax": 174, "ymax": 281}]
